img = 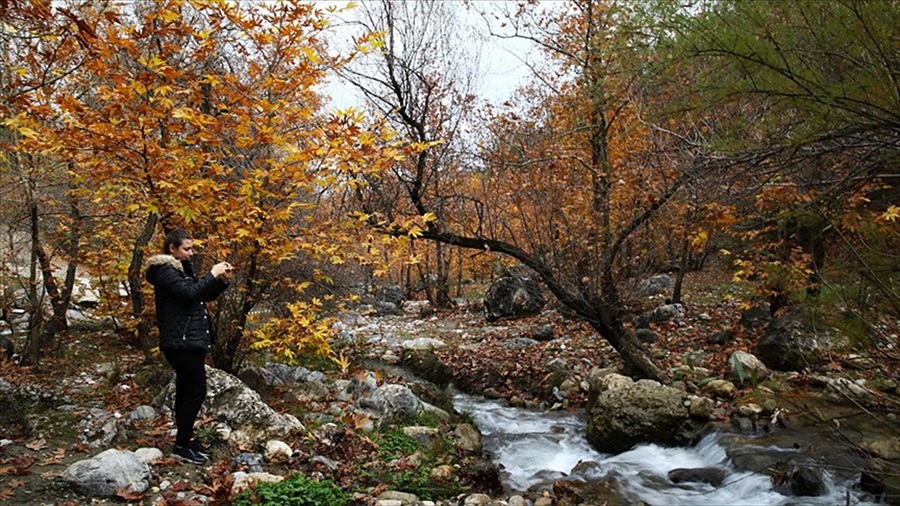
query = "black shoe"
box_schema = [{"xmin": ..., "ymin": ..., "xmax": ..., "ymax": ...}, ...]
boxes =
[
  {"xmin": 189, "ymin": 440, "xmax": 212, "ymax": 458},
  {"xmin": 172, "ymin": 445, "xmax": 208, "ymax": 465}
]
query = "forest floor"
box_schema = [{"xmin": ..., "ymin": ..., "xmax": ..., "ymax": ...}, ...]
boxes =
[{"xmin": 0, "ymin": 262, "xmax": 896, "ymax": 504}]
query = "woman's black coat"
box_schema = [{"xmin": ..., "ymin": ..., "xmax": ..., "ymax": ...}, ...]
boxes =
[{"xmin": 145, "ymin": 254, "xmax": 228, "ymax": 351}]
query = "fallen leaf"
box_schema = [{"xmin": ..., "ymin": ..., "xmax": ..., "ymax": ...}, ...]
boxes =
[
  {"xmin": 0, "ymin": 489, "xmax": 15, "ymax": 500},
  {"xmin": 171, "ymin": 480, "xmax": 193, "ymax": 491},
  {"xmin": 115, "ymin": 484, "xmax": 143, "ymax": 500},
  {"xmin": 7, "ymin": 478, "xmax": 24, "ymax": 488},
  {"xmin": 38, "ymin": 448, "xmax": 66, "ymax": 466},
  {"xmin": 25, "ymin": 439, "xmax": 47, "ymax": 451}
]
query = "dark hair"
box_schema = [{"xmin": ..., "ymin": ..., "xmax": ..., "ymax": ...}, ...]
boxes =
[{"xmin": 164, "ymin": 229, "xmax": 192, "ymax": 255}]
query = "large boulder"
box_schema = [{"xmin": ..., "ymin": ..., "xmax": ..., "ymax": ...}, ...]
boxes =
[
  {"xmin": 586, "ymin": 374, "xmax": 692, "ymax": 454},
  {"xmin": 63, "ymin": 449, "xmax": 150, "ymax": 497},
  {"xmin": 483, "ymin": 276, "xmax": 545, "ymax": 322},
  {"xmin": 755, "ymin": 309, "xmax": 848, "ymax": 371},
  {"xmin": 154, "ymin": 366, "xmax": 303, "ymax": 447}
]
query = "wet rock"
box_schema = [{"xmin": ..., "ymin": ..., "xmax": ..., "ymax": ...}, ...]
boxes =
[
  {"xmin": 791, "ymin": 467, "xmax": 826, "ymax": 496},
  {"xmin": 587, "ymin": 378, "xmax": 690, "ymax": 453},
  {"xmin": 668, "ymin": 467, "xmax": 727, "ymax": 487},
  {"xmin": 63, "ymin": 449, "xmax": 150, "ymax": 497}
]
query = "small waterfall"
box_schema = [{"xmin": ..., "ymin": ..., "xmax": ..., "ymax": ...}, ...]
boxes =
[{"xmin": 455, "ymin": 392, "xmax": 879, "ymax": 505}]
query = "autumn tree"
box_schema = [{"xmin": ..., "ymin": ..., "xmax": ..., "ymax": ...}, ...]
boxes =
[
  {"xmin": 3, "ymin": 0, "xmax": 403, "ymax": 371},
  {"xmin": 345, "ymin": 0, "xmax": 705, "ymax": 380},
  {"xmin": 1, "ymin": 0, "xmax": 92, "ymax": 365},
  {"xmin": 670, "ymin": 0, "xmax": 899, "ymax": 317},
  {"xmin": 336, "ymin": 0, "xmax": 484, "ymax": 309}
]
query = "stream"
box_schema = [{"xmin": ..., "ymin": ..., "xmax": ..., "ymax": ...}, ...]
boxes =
[{"xmin": 454, "ymin": 393, "xmax": 881, "ymax": 505}]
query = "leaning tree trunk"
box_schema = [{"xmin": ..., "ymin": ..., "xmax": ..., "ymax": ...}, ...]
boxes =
[{"xmin": 585, "ymin": 310, "xmax": 663, "ymax": 382}]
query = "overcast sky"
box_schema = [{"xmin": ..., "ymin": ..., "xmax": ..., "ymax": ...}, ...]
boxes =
[{"xmin": 316, "ymin": 0, "xmax": 543, "ymax": 110}]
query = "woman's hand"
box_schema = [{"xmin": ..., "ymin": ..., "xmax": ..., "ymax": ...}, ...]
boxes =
[{"xmin": 211, "ymin": 261, "xmax": 234, "ymax": 281}]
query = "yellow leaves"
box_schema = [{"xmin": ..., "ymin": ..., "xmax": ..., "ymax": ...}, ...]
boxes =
[
  {"xmin": 881, "ymin": 205, "xmax": 899, "ymax": 222},
  {"xmin": 406, "ymin": 225, "xmax": 423, "ymax": 238}
]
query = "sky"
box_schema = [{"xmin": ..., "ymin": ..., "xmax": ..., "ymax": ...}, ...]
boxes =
[{"xmin": 315, "ymin": 0, "xmax": 545, "ymax": 110}]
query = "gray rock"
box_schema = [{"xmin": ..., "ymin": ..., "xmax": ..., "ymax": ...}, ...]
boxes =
[
  {"xmin": 357, "ymin": 384, "xmax": 424, "ymax": 420},
  {"xmin": 637, "ymin": 274, "xmax": 675, "ymax": 297},
  {"xmin": 133, "ymin": 447, "xmax": 164, "ymax": 465},
  {"xmin": 483, "ymin": 276, "xmax": 545, "ymax": 322},
  {"xmin": 63, "ymin": 449, "xmax": 150, "ymax": 497},
  {"xmin": 505, "ymin": 337, "xmax": 540, "ymax": 350},
  {"xmin": 376, "ymin": 285, "xmax": 406, "ymax": 306},
  {"xmin": 154, "ymin": 366, "xmax": 303, "ymax": 448},
  {"xmin": 232, "ymin": 452, "xmax": 264, "ymax": 473},
  {"xmin": 264, "ymin": 440, "xmax": 293, "ymax": 463},
  {"xmin": 824, "ymin": 377, "xmax": 875, "ymax": 405},
  {"xmin": 231, "ymin": 471, "xmax": 283, "ymax": 496},
  {"xmin": 636, "ymin": 328, "xmax": 659, "ymax": 344},
  {"xmin": 532, "ymin": 325, "xmax": 554, "ymax": 341},
  {"xmin": 587, "ymin": 379, "xmax": 690, "ymax": 453},
  {"xmin": 400, "ymin": 337, "xmax": 445, "ymax": 350},
  {"xmin": 127, "ymin": 405, "xmax": 156, "ymax": 422},
  {"xmin": 637, "ymin": 303, "xmax": 685, "ymax": 328},
  {"xmin": 740, "ymin": 305, "xmax": 771, "ymax": 329},
  {"xmin": 727, "ymin": 351, "xmax": 769, "ymax": 383},
  {"xmin": 755, "ymin": 309, "xmax": 847, "ymax": 371},
  {"xmin": 453, "ymin": 423, "xmax": 483, "ymax": 454}
]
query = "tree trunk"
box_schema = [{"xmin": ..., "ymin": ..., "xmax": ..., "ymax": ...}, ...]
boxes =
[
  {"xmin": 586, "ymin": 316, "xmax": 662, "ymax": 381},
  {"xmin": 672, "ymin": 237, "xmax": 690, "ymax": 304},
  {"xmin": 128, "ymin": 212, "xmax": 158, "ymax": 358},
  {"xmin": 23, "ymin": 176, "xmax": 43, "ymax": 367}
]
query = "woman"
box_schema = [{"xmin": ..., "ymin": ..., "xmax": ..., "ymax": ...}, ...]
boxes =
[{"xmin": 145, "ymin": 229, "xmax": 233, "ymax": 464}]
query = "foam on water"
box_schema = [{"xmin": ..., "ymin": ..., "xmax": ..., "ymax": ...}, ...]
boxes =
[{"xmin": 455, "ymin": 393, "xmax": 879, "ymax": 505}]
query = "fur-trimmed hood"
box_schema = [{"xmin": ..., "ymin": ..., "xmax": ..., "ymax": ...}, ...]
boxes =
[
  {"xmin": 146, "ymin": 254, "xmax": 184, "ymax": 271},
  {"xmin": 145, "ymin": 254, "xmax": 185, "ymax": 285}
]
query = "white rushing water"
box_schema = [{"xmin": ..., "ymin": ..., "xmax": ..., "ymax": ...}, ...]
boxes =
[{"xmin": 454, "ymin": 393, "xmax": 879, "ymax": 505}]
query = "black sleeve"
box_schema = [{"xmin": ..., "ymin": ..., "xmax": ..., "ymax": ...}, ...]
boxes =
[{"xmin": 154, "ymin": 266, "xmax": 227, "ymax": 303}]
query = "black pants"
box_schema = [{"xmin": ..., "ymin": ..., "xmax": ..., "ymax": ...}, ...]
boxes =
[{"xmin": 163, "ymin": 349, "xmax": 207, "ymax": 447}]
